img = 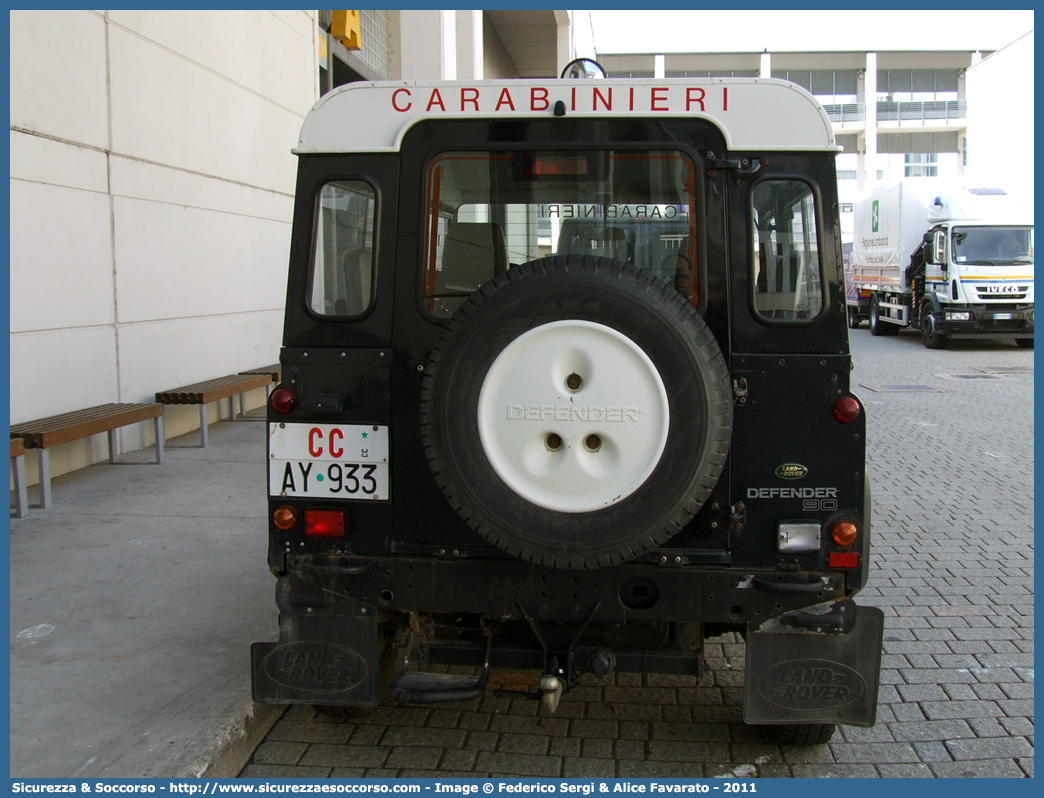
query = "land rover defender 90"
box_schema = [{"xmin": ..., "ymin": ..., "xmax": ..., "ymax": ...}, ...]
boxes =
[{"xmin": 252, "ymin": 76, "xmax": 883, "ymax": 744}]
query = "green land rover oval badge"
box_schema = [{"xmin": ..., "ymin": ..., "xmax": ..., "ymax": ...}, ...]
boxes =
[{"xmin": 775, "ymin": 463, "xmax": 808, "ymax": 480}]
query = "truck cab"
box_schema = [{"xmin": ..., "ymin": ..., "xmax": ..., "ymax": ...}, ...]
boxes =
[
  {"xmin": 251, "ymin": 75, "xmax": 883, "ymax": 744},
  {"xmin": 850, "ymin": 181, "xmax": 1034, "ymax": 348},
  {"xmin": 921, "ymin": 196, "xmax": 1034, "ymax": 346}
]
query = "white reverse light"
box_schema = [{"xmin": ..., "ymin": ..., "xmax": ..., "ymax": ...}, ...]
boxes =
[{"xmin": 778, "ymin": 521, "xmax": 821, "ymax": 552}]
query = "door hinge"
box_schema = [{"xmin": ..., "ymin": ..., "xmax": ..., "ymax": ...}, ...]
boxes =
[
  {"xmin": 728, "ymin": 502, "xmax": 747, "ymax": 533},
  {"xmin": 706, "ymin": 153, "xmax": 769, "ymax": 181},
  {"xmin": 732, "ymin": 377, "xmax": 748, "ymax": 404}
]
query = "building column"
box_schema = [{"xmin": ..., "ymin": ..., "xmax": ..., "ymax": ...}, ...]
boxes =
[
  {"xmin": 654, "ymin": 54, "xmax": 665, "ymax": 79},
  {"xmin": 760, "ymin": 50, "xmax": 771, "ymax": 78},
  {"xmin": 861, "ymin": 52, "xmax": 878, "ymax": 190},
  {"xmin": 856, "ymin": 134, "xmax": 866, "ymax": 193},
  {"xmin": 456, "ymin": 10, "xmax": 482, "ymax": 80},
  {"xmin": 400, "ymin": 10, "xmax": 456, "ymax": 80}
]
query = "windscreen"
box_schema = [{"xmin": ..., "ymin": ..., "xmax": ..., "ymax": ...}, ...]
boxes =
[
  {"xmin": 422, "ymin": 150, "xmax": 697, "ymax": 318},
  {"xmin": 952, "ymin": 226, "xmax": 1034, "ymax": 265}
]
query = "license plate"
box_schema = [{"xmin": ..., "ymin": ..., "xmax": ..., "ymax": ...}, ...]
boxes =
[
  {"xmin": 269, "ymin": 423, "xmax": 389, "ymax": 500},
  {"xmin": 993, "ymin": 312, "xmax": 1013, "ymax": 320}
]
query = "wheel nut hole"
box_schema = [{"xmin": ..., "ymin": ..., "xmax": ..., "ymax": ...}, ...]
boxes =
[
  {"xmin": 379, "ymin": 589, "xmax": 394, "ymax": 604},
  {"xmin": 545, "ymin": 433, "xmax": 563, "ymax": 452},
  {"xmin": 584, "ymin": 434, "xmax": 602, "ymax": 452},
  {"xmin": 566, "ymin": 372, "xmax": 583, "ymax": 392}
]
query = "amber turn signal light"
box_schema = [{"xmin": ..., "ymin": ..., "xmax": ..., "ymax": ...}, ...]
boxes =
[
  {"xmin": 271, "ymin": 387, "xmax": 296, "ymax": 413},
  {"xmin": 833, "ymin": 396, "xmax": 861, "ymax": 423},
  {"xmin": 831, "ymin": 520, "xmax": 858, "ymax": 547},
  {"xmin": 273, "ymin": 505, "xmax": 299, "ymax": 530}
]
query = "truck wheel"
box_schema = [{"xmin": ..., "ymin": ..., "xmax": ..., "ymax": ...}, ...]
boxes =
[
  {"xmin": 1016, "ymin": 338, "xmax": 1034, "ymax": 349},
  {"xmin": 759, "ymin": 723, "xmax": 836, "ymax": 745},
  {"xmin": 420, "ymin": 255, "xmax": 733, "ymax": 569},
  {"xmin": 847, "ymin": 305, "xmax": 861, "ymax": 329},
  {"xmin": 919, "ymin": 303, "xmax": 948, "ymax": 350},
  {"xmin": 868, "ymin": 294, "xmax": 897, "ymax": 337}
]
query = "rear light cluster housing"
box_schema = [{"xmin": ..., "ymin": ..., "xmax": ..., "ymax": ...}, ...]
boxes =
[
  {"xmin": 272, "ymin": 505, "xmax": 346, "ymax": 538},
  {"xmin": 777, "ymin": 517, "xmax": 861, "ymax": 569}
]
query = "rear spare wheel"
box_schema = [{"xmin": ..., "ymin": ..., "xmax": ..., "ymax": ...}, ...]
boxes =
[{"xmin": 420, "ymin": 255, "xmax": 732, "ymax": 569}]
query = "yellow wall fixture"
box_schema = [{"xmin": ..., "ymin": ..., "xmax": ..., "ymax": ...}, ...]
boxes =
[{"xmin": 331, "ymin": 10, "xmax": 362, "ymax": 50}]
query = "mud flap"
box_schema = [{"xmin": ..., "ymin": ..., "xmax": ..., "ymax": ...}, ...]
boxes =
[
  {"xmin": 743, "ymin": 600, "xmax": 884, "ymax": 727},
  {"xmin": 251, "ymin": 576, "xmax": 379, "ymax": 705}
]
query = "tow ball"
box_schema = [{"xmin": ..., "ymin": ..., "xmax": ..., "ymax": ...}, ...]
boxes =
[{"xmin": 539, "ymin": 674, "xmax": 563, "ymax": 713}]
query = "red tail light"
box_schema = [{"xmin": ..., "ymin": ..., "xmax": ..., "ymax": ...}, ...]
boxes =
[
  {"xmin": 305, "ymin": 509, "xmax": 345, "ymax": 537},
  {"xmin": 833, "ymin": 396, "xmax": 861, "ymax": 423},
  {"xmin": 271, "ymin": 387, "xmax": 296, "ymax": 413},
  {"xmin": 829, "ymin": 551, "xmax": 859, "ymax": 569}
]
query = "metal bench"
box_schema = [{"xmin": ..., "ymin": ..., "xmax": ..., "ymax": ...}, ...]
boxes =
[
  {"xmin": 10, "ymin": 437, "xmax": 29, "ymax": 518},
  {"xmin": 156, "ymin": 373, "xmax": 274, "ymax": 447},
  {"xmin": 10, "ymin": 403, "xmax": 165, "ymax": 509}
]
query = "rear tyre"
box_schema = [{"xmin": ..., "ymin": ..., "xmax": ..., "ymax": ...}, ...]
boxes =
[
  {"xmin": 919, "ymin": 303, "xmax": 948, "ymax": 350},
  {"xmin": 1016, "ymin": 338, "xmax": 1034, "ymax": 349},
  {"xmin": 847, "ymin": 305, "xmax": 861, "ymax": 329},
  {"xmin": 759, "ymin": 723, "xmax": 836, "ymax": 745},
  {"xmin": 869, "ymin": 294, "xmax": 897, "ymax": 336}
]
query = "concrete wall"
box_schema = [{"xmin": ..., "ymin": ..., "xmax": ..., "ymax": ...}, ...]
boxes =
[
  {"xmin": 10, "ymin": 10, "xmax": 317, "ymax": 483},
  {"xmin": 482, "ymin": 14, "xmax": 519, "ymax": 80},
  {"xmin": 965, "ymin": 30, "xmax": 1034, "ymax": 205}
]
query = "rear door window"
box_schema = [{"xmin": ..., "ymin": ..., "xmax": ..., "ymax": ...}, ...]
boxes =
[
  {"xmin": 751, "ymin": 179, "xmax": 824, "ymax": 322},
  {"xmin": 422, "ymin": 150, "xmax": 698, "ymax": 318},
  {"xmin": 310, "ymin": 180, "xmax": 377, "ymax": 317}
]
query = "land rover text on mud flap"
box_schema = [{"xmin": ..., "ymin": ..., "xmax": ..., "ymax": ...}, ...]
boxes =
[{"xmin": 252, "ymin": 75, "xmax": 883, "ymax": 744}]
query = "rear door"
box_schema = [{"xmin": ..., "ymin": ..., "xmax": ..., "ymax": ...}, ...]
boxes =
[{"xmin": 725, "ymin": 156, "xmax": 865, "ymax": 572}]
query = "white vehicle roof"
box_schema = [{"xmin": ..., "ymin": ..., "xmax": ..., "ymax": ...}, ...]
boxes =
[{"xmin": 295, "ymin": 78, "xmax": 838, "ymax": 155}]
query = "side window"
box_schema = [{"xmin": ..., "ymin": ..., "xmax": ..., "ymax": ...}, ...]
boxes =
[
  {"xmin": 310, "ymin": 181, "xmax": 376, "ymax": 317},
  {"xmin": 751, "ymin": 179, "xmax": 824, "ymax": 322}
]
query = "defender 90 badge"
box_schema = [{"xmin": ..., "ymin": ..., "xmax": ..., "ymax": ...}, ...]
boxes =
[{"xmin": 775, "ymin": 463, "xmax": 809, "ymax": 480}]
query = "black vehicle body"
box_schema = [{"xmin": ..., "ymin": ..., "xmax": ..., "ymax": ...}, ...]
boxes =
[{"xmin": 253, "ymin": 80, "xmax": 883, "ymax": 737}]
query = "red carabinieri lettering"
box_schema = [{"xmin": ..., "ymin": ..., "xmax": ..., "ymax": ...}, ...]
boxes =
[
  {"xmin": 460, "ymin": 87, "xmax": 479, "ymax": 111},
  {"xmin": 426, "ymin": 88, "xmax": 446, "ymax": 112},
  {"xmin": 495, "ymin": 87, "xmax": 516, "ymax": 111},
  {"xmin": 391, "ymin": 88, "xmax": 412, "ymax": 112}
]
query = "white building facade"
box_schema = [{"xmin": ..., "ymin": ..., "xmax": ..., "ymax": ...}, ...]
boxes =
[
  {"xmin": 596, "ymin": 40, "xmax": 1031, "ymax": 244},
  {"xmin": 9, "ymin": 10, "xmax": 587, "ymax": 488},
  {"xmin": 964, "ymin": 30, "xmax": 1034, "ymax": 206}
]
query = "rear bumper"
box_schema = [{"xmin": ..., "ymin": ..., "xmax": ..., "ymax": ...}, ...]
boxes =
[{"xmin": 280, "ymin": 555, "xmax": 853, "ymax": 625}]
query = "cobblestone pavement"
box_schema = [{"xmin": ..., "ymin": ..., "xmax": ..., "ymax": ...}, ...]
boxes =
[{"xmin": 241, "ymin": 329, "xmax": 1033, "ymax": 779}]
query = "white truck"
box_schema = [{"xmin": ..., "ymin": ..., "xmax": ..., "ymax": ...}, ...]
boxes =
[{"xmin": 847, "ymin": 180, "xmax": 1034, "ymax": 349}]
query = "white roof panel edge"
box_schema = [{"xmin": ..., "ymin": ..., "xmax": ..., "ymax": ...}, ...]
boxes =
[{"xmin": 295, "ymin": 78, "xmax": 839, "ymax": 154}]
